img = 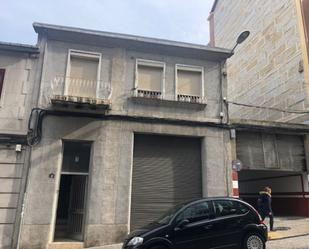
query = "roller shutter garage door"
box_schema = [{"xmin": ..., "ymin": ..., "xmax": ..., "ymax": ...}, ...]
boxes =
[
  {"xmin": 236, "ymin": 132, "xmax": 305, "ymax": 171},
  {"xmin": 0, "ymin": 145, "xmax": 26, "ymax": 249},
  {"xmin": 131, "ymin": 134, "xmax": 202, "ymax": 230}
]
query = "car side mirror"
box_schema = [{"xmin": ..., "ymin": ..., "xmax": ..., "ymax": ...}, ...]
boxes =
[{"xmin": 175, "ymin": 219, "xmax": 190, "ymax": 230}]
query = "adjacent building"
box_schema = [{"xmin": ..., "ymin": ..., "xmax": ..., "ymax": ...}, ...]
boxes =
[
  {"xmin": 0, "ymin": 42, "xmax": 39, "ymax": 249},
  {"xmin": 209, "ymin": 0, "xmax": 309, "ymax": 223},
  {"xmin": 209, "ymin": 0, "xmax": 309, "ymax": 123}
]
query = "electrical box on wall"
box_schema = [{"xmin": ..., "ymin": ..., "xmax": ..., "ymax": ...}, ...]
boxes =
[
  {"xmin": 230, "ymin": 129, "xmax": 236, "ymax": 139},
  {"xmin": 15, "ymin": 144, "xmax": 22, "ymax": 152}
]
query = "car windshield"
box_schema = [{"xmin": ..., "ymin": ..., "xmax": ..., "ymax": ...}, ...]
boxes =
[{"xmin": 154, "ymin": 203, "xmax": 186, "ymax": 225}]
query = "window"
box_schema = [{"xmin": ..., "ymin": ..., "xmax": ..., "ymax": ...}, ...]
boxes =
[
  {"xmin": 135, "ymin": 59, "xmax": 165, "ymax": 98},
  {"xmin": 176, "ymin": 201, "xmax": 213, "ymax": 223},
  {"xmin": 175, "ymin": 64, "xmax": 204, "ymax": 103},
  {"xmin": 214, "ymin": 200, "xmax": 249, "ymax": 218},
  {"xmin": 0, "ymin": 69, "xmax": 5, "ymax": 99},
  {"xmin": 65, "ymin": 50, "xmax": 101, "ymax": 98}
]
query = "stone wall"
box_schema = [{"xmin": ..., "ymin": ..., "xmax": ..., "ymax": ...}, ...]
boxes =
[
  {"xmin": 213, "ymin": 0, "xmax": 309, "ymax": 123},
  {"xmin": 0, "ymin": 49, "xmax": 39, "ymax": 249}
]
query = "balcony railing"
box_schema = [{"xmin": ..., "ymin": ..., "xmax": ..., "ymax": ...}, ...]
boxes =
[
  {"xmin": 133, "ymin": 89, "xmax": 162, "ymax": 99},
  {"xmin": 177, "ymin": 94, "xmax": 206, "ymax": 104},
  {"xmin": 131, "ymin": 88, "xmax": 207, "ymax": 109},
  {"xmin": 50, "ymin": 76, "xmax": 112, "ymax": 108}
]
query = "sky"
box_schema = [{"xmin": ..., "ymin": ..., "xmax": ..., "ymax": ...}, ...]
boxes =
[{"xmin": 0, "ymin": 0, "xmax": 213, "ymax": 46}]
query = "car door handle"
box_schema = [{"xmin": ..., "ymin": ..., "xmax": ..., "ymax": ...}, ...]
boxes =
[{"xmin": 203, "ymin": 224, "xmax": 213, "ymax": 230}]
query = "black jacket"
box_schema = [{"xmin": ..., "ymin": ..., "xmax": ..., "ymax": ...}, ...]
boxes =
[{"xmin": 257, "ymin": 191, "xmax": 272, "ymax": 215}]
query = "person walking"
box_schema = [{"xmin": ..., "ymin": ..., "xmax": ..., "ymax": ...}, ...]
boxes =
[{"xmin": 257, "ymin": 186, "xmax": 274, "ymax": 231}]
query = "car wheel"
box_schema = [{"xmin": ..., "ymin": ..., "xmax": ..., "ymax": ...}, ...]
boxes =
[{"xmin": 243, "ymin": 233, "xmax": 265, "ymax": 249}]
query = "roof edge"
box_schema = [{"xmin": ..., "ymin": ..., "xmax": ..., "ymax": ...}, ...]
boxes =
[
  {"xmin": 33, "ymin": 22, "xmax": 232, "ymax": 57},
  {"xmin": 0, "ymin": 41, "xmax": 39, "ymax": 54}
]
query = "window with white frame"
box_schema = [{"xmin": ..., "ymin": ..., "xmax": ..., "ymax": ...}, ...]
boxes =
[
  {"xmin": 135, "ymin": 59, "xmax": 165, "ymax": 98},
  {"xmin": 175, "ymin": 64, "xmax": 204, "ymax": 103},
  {"xmin": 65, "ymin": 50, "xmax": 101, "ymax": 99}
]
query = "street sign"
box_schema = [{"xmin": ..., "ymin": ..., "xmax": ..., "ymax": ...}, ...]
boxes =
[{"xmin": 232, "ymin": 159, "xmax": 242, "ymax": 171}]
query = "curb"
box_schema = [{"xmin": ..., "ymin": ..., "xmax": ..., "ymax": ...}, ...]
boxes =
[{"xmin": 269, "ymin": 232, "xmax": 309, "ymax": 241}]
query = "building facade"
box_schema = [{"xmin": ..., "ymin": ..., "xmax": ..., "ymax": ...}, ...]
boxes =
[
  {"xmin": 209, "ymin": 0, "xmax": 309, "ymax": 123},
  {"xmin": 16, "ymin": 23, "xmax": 236, "ymax": 249},
  {"xmin": 0, "ymin": 42, "xmax": 39, "ymax": 249}
]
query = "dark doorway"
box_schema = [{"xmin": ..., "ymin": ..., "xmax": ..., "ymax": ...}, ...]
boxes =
[
  {"xmin": 238, "ymin": 170, "xmax": 307, "ymax": 216},
  {"xmin": 54, "ymin": 142, "xmax": 91, "ymax": 241}
]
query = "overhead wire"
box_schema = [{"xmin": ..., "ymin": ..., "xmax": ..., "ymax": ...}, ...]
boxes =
[{"xmin": 227, "ymin": 100, "xmax": 309, "ymax": 114}]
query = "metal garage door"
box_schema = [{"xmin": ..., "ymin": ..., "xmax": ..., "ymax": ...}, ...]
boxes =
[
  {"xmin": 0, "ymin": 144, "xmax": 26, "ymax": 249},
  {"xmin": 130, "ymin": 134, "xmax": 202, "ymax": 231},
  {"xmin": 236, "ymin": 132, "xmax": 305, "ymax": 171}
]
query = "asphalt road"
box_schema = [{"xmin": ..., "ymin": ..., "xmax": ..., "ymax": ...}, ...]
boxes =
[{"xmin": 267, "ymin": 234, "xmax": 309, "ymax": 249}]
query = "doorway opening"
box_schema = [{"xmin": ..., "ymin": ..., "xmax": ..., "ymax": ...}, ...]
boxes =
[
  {"xmin": 54, "ymin": 141, "xmax": 91, "ymax": 241},
  {"xmin": 238, "ymin": 170, "xmax": 308, "ymax": 216}
]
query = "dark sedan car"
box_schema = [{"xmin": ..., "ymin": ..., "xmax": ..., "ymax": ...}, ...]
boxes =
[{"xmin": 123, "ymin": 197, "xmax": 267, "ymax": 249}]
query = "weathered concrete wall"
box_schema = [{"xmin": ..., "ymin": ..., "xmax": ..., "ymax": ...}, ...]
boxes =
[
  {"xmin": 0, "ymin": 50, "xmax": 38, "ymax": 134},
  {"xmin": 20, "ymin": 116, "xmax": 232, "ymax": 249},
  {"xmin": 213, "ymin": 0, "xmax": 309, "ymax": 123},
  {"xmin": 39, "ymin": 39, "xmax": 223, "ymax": 123}
]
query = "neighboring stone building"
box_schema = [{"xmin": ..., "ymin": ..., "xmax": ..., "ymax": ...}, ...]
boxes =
[
  {"xmin": 17, "ymin": 23, "xmax": 235, "ymax": 249},
  {"xmin": 0, "ymin": 42, "xmax": 39, "ymax": 249},
  {"xmin": 209, "ymin": 0, "xmax": 309, "ymax": 223},
  {"xmin": 209, "ymin": 0, "xmax": 309, "ymax": 123}
]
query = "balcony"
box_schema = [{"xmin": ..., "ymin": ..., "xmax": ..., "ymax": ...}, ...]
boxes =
[
  {"xmin": 49, "ymin": 76, "xmax": 111, "ymax": 111},
  {"xmin": 131, "ymin": 89, "xmax": 206, "ymax": 109}
]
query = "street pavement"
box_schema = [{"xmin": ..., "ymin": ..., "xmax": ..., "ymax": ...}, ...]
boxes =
[
  {"xmin": 267, "ymin": 234, "xmax": 309, "ymax": 249},
  {"xmin": 90, "ymin": 217, "xmax": 309, "ymax": 249},
  {"xmin": 265, "ymin": 216, "xmax": 309, "ymax": 249}
]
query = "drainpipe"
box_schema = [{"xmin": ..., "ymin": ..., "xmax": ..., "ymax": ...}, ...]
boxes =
[
  {"xmin": 219, "ymin": 61, "xmax": 224, "ymax": 124},
  {"xmin": 219, "ymin": 61, "xmax": 229, "ymax": 124}
]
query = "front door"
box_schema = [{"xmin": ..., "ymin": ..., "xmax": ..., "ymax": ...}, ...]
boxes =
[
  {"xmin": 54, "ymin": 142, "xmax": 91, "ymax": 241},
  {"xmin": 67, "ymin": 175, "xmax": 88, "ymax": 240}
]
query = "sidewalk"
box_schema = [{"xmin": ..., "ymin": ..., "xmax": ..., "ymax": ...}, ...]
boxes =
[{"xmin": 267, "ymin": 217, "xmax": 309, "ymax": 240}]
